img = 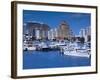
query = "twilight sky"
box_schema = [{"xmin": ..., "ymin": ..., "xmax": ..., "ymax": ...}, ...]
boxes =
[{"xmin": 23, "ymin": 10, "xmax": 91, "ymax": 35}]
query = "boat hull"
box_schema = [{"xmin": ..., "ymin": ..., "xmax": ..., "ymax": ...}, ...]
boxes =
[{"xmin": 64, "ymin": 51, "xmax": 90, "ymax": 58}]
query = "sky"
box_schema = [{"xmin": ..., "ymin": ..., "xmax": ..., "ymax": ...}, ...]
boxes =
[{"xmin": 23, "ymin": 10, "xmax": 91, "ymax": 35}]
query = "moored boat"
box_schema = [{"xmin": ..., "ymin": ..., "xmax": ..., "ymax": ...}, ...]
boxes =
[
  {"xmin": 61, "ymin": 42, "xmax": 91, "ymax": 58},
  {"xmin": 63, "ymin": 49, "xmax": 90, "ymax": 58}
]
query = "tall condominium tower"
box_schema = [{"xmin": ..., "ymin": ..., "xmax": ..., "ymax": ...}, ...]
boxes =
[
  {"xmin": 25, "ymin": 22, "xmax": 50, "ymax": 40},
  {"xmin": 58, "ymin": 21, "xmax": 73, "ymax": 40}
]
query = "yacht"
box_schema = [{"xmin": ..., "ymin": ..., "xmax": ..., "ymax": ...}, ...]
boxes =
[
  {"xmin": 23, "ymin": 40, "xmax": 36, "ymax": 51},
  {"xmin": 61, "ymin": 42, "xmax": 91, "ymax": 58}
]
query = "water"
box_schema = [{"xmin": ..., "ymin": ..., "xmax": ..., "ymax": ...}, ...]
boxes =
[{"xmin": 23, "ymin": 50, "xmax": 91, "ymax": 69}]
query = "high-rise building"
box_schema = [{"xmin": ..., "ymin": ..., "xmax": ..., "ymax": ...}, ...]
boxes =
[
  {"xmin": 86, "ymin": 27, "xmax": 91, "ymax": 36},
  {"xmin": 79, "ymin": 29, "xmax": 87, "ymax": 37},
  {"xmin": 58, "ymin": 21, "xmax": 72, "ymax": 40},
  {"xmin": 86, "ymin": 27, "xmax": 91, "ymax": 42},
  {"xmin": 24, "ymin": 21, "xmax": 73, "ymax": 40},
  {"xmin": 25, "ymin": 22, "xmax": 50, "ymax": 40},
  {"xmin": 35, "ymin": 29, "xmax": 41, "ymax": 39},
  {"xmin": 54, "ymin": 28, "xmax": 58, "ymax": 38},
  {"xmin": 79, "ymin": 27, "xmax": 91, "ymax": 42},
  {"xmin": 47, "ymin": 30, "xmax": 51, "ymax": 40},
  {"xmin": 48, "ymin": 28, "xmax": 59, "ymax": 40},
  {"xmin": 48, "ymin": 29, "xmax": 55, "ymax": 40}
]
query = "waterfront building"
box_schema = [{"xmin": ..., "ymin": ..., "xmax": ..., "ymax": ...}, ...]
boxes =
[
  {"xmin": 24, "ymin": 21, "xmax": 73, "ymax": 41},
  {"xmin": 47, "ymin": 30, "xmax": 51, "ymax": 40},
  {"xmin": 86, "ymin": 27, "xmax": 91, "ymax": 36},
  {"xmin": 48, "ymin": 28, "xmax": 59, "ymax": 40},
  {"xmin": 86, "ymin": 27, "xmax": 91, "ymax": 42},
  {"xmin": 25, "ymin": 21, "xmax": 50, "ymax": 40},
  {"xmin": 79, "ymin": 29, "xmax": 87, "ymax": 37},
  {"xmin": 35, "ymin": 29, "xmax": 41, "ymax": 39},
  {"xmin": 48, "ymin": 29, "xmax": 55, "ymax": 40},
  {"xmin": 79, "ymin": 27, "xmax": 91, "ymax": 42},
  {"xmin": 54, "ymin": 28, "xmax": 58, "ymax": 39},
  {"xmin": 58, "ymin": 21, "xmax": 73, "ymax": 40}
]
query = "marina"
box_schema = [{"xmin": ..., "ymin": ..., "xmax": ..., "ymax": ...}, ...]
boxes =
[
  {"xmin": 23, "ymin": 40, "xmax": 91, "ymax": 69},
  {"xmin": 22, "ymin": 12, "xmax": 91, "ymax": 69},
  {"xmin": 23, "ymin": 40, "xmax": 91, "ymax": 58}
]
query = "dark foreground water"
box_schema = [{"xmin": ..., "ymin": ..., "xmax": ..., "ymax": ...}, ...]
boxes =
[{"xmin": 23, "ymin": 50, "xmax": 91, "ymax": 69}]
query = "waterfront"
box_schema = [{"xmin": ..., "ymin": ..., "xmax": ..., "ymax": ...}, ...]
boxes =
[
  {"xmin": 23, "ymin": 50, "xmax": 91, "ymax": 69},
  {"xmin": 23, "ymin": 11, "xmax": 91, "ymax": 69}
]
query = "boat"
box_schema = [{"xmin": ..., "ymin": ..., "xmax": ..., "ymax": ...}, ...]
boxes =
[
  {"xmin": 61, "ymin": 42, "xmax": 91, "ymax": 58},
  {"xmin": 63, "ymin": 49, "xmax": 90, "ymax": 58},
  {"xmin": 23, "ymin": 45, "xmax": 36, "ymax": 51},
  {"xmin": 23, "ymin": 40, "xmax": 36, "ymax": 51},
  {"xmin": 38, "ymin": 42, "xmax": 50, "ymax": 51},
  {"xmin": 27, "ymin": 46, "xmax": 36, "ymax": 50}
]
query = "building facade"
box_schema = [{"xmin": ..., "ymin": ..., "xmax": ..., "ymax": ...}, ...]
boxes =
[
  {"xmin": 58, "ymin": 21, "xmax": 73, "ymax": 40},
  {"xmin": 24, "ymin": 21, "xmax": 73, "ymax": 41},
  {"xmin": 79, "ymin": 27, "xmax": 91, "ymax": 42},
  {"xmin": 25, "ymin": 22, "xmax": 50, "ymax": 40}
]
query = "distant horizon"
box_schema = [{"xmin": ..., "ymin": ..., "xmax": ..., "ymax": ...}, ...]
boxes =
[{"xmin": 23, "ymin": 10, "xmax": 91, "ymax": 35}]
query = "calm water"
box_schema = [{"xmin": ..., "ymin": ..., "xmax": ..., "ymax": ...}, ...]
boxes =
[{"xmin": 23, "ymin": 50, "xmax": 91, "ymax": 69}]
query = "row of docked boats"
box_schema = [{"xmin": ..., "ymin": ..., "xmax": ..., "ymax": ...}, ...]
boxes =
[
  {"xmin": 23, "ymin": 40, "xmax": 91, "ymax": 58},
  {"xmin": 23, "ymin": 40, "xmax": 67, "ymax": 51}
]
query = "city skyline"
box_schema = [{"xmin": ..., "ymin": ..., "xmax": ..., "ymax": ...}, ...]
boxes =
[{"xmin": 23, "ymin": 10, "xmax": 91, "ymax": 35}]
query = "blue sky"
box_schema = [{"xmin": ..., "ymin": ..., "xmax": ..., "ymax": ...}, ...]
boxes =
[{"xmin": 23, "ymin": 10, "xmax": 91, "ymax": 35}]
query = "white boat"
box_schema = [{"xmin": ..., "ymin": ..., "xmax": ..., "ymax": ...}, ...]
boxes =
[
  {"xmin": 23, "ymin": 45, "xmax": 36, "ymax": 51},
  {"xmin": 23, "ymin": 41, "xmax": 36, "ymax": 51},
  {"xmin": 27, "ymin": 46, "xmax": 36, "ymax": 50},
  {"xmin": 38, "ymin": 42, "xmax": 50, "ymax": 51},
  {"xmin": 62, "ymin": 42, "xmax": 91, "ymax": 58},
  {"xmin": 56, "ymin": 41, "xmax": 66, "ymax": 46},
  {"xmin": 63, "ymin": 49, "xmax": 90, "ymax": 58}
]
